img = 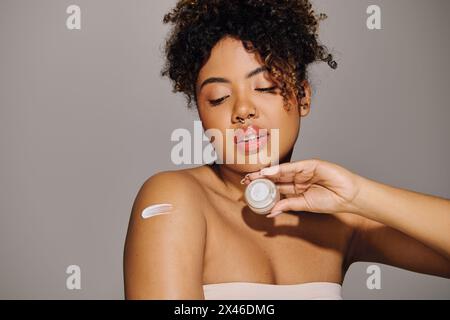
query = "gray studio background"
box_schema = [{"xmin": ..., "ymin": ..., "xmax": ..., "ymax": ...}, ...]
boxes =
[{"xmin": 1, "ymin": 0, "xmax": 449, "ymax": 299}]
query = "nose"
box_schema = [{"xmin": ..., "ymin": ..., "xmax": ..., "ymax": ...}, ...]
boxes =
[{"xmin": 231, "ymin": 99, "xmax": 257, "ymax": 124}]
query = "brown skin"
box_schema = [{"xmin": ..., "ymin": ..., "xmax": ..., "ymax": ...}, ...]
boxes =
[
  {"xmin": 123, "ymin": 36, "xmax": 449, "ymax": 299},
  {"xmin": 195, "ymin": 36, "xmax": 310, "ymax": 195}
]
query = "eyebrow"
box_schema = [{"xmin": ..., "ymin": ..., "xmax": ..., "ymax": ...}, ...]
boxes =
[{"xmin": 198, "ymin": 66, "xmax": 269, "ymax": 92}]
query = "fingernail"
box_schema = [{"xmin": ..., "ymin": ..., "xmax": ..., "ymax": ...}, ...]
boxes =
[
  {"xmin": 261, "ymin": 165, "xmax": 280, "ymax": 176},
  {"xmin": 266, "ymin": 210, "xmax": 283, "ymax": 218}
]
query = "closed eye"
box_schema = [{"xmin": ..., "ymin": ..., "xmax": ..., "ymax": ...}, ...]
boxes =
[
  {"xmin": 208, "ymin": 95, "xmax": 230, "ymax": 106},
  {"xmin": 255, "ymin": 86, "xmax": 278, "ymax": 93},
  {"xmin": 208, "ymin": 86, "xmax": 278, "ymax": 107}
]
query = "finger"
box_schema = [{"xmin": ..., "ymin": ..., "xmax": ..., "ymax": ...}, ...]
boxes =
[
  {"xmin": 266, "ymin": 196, "xmax": 310, "ymax": 218},
  {"xmin": 276, "ymin": 183, "xmax": 295, "ymax": 194},
  {"xmin": 273, "ymin": 174, "xmax": 297, "ymax": 183},
  {"xmin": 246, "ymin": 169, "xmax": 271, "ymax": 181},
  {"xmin": 263, "ymin": 174, "xmax": 296, "ymax": 183},
  {"xmin": 271, "ymin": 160, "xmax": 319, "ymax": 183},
  {"xmin": 276, "ymin": 183, "xmax": 310, "ymax": 195},
  {"xmin": 265, "ymin": 172, "xmax": 313, "ymax": 184},
  {"xmin": 247, "ymin": 167, "xmax": 293, "ymax": 183},
  {"xmin": 246, "ymin": 169, "xmax": 291, "ymax": 183},
  {"xmin": 245, "ymin": 170, "xmax": 264, "ymax": 181},
  {"xmin": 261, "ymin": 172, "xmax": 311, "ymax": 184},
  {"xmin": 251, "ymin": 159, "xmax": 319, "ymax": 183}
]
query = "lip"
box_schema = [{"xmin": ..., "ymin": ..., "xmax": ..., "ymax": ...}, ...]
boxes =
[
  {"xmin": 236, "ymin": 134, "xmax": 268, "ymax": 154},
  {"xmin": 233, "ymin": 124, "xmax": 270, "ymax": 155},
  {"xmin": 233, "ymin": 125, "xmax": 270, "ymax": 145}
]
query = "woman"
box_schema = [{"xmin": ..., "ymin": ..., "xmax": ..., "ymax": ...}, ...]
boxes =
[{"xmin": 123, "ymin": 0, "xmax": 450, "ymax": 299}]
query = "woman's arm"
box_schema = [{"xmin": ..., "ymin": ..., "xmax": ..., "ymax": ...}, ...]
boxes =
[
  {"xmin": 350, "ymin": 176, "xmax": 450, "ymax": 261},
  {"xmin": 344, "ymin": 214, "xmax": 450, "ymax": 278},
  {"xmin": 123, "ymin": 171, "xmax": 207, "ymax": 299},
  {"xmin": 245, "ymin": 159, "xmax": 450, "ymax": 278}
]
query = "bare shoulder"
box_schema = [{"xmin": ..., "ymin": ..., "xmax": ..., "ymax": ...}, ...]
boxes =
[
  {"xmin": 124, "ymin": 169, "xmax": 207, "ymax": 299},
  {"xmin": 133, "ymin": 169, "xmax": 206, "ymax": 214},
  {"xmin": 126, "ymin": 168, "xmax": 208, "ymax": 240}
]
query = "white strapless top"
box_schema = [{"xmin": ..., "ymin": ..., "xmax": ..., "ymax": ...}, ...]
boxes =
[{"xmin": 203, "ymin": 281, "xmax": 343, "ymax": 300}]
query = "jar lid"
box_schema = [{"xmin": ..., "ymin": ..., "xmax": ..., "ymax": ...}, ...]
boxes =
[{"xmin": 245, "ymin": 179, "xmax": 277, "ymax": 209}]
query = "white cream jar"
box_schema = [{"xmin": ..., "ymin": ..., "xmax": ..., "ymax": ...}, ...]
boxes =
[{"xmin": 244, "ymin": 178, "xmax": 280, "ymax": 215}]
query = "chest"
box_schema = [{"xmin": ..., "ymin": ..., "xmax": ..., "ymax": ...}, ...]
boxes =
[{"xmin": 201, "ymin": 191, "xmax": 353, "ymax": 285}]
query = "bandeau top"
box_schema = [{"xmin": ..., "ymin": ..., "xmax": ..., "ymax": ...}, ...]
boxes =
[{"xmin": 203, "ymin": 281, "xmax": 343, "ymax": 300}]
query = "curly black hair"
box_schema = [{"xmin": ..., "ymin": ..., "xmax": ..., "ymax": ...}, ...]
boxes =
[{"xmin": 160, "ymin": 0, "xmax": 338, "ymax": 110}]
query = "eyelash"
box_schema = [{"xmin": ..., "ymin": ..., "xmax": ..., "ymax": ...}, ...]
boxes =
[{"xmin": 208, "ymin": 86, "xmax": 278, "ymax": 106}]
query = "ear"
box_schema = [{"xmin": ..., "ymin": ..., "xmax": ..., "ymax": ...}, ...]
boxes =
[{"xmin": 299, "ymin": 80, "xmax": 311, "ymax": 117}]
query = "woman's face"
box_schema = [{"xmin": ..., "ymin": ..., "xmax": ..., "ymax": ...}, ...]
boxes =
[{"xmin": 195, "ymin": 36, "xmax": 311, "ymax": 173}]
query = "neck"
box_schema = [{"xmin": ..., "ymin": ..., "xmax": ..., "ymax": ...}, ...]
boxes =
[
  {"xmin": 217, "ymin": 165, "xmax": 248, "ymax": 202},
  {"xmin": 212, "ymin": 149, "xmax": 293, "ymax": 202}
]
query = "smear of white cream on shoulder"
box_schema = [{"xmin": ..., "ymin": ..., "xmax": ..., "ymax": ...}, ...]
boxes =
[{"xmin": 141, "ymin": 203, "xmax": 174, "ymax": 219}]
